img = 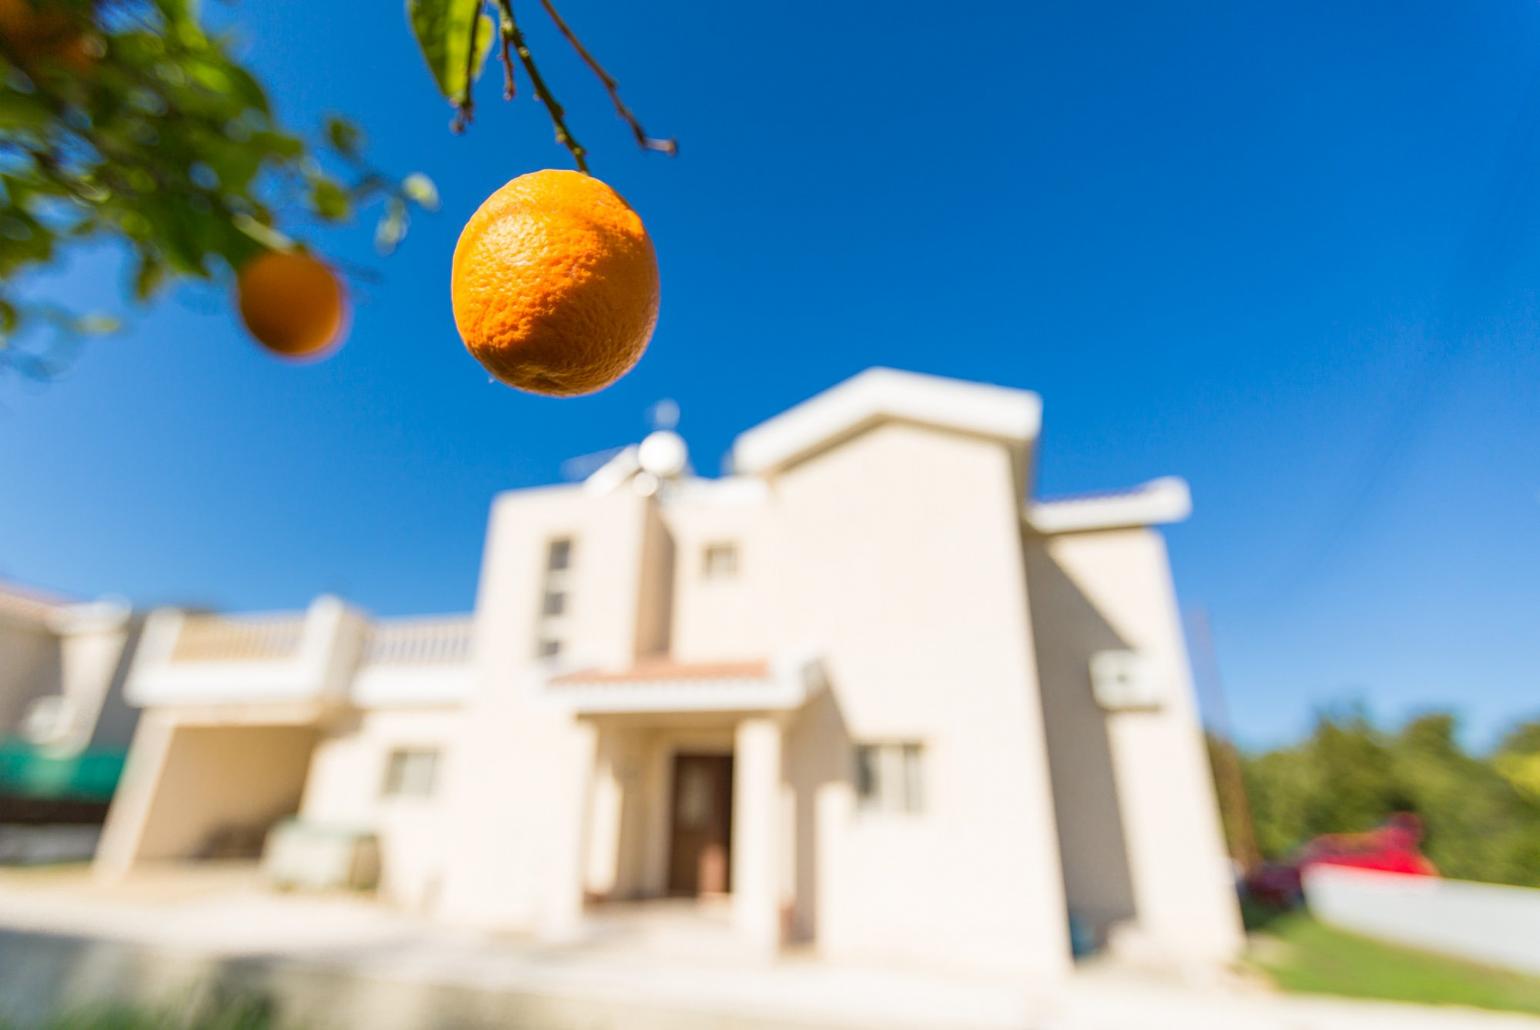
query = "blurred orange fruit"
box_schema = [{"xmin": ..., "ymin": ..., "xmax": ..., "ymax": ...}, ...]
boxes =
[
  {"xmin": 0, "ymin": 0, "xmax": 94, "ymax": 72},
  {"xmin": 236, "ymin": 251, "xmax": 347, "ymax": 360},
  {"xmin": 451, "ymin": 169, "xmax": 659, "ymax": 396}
]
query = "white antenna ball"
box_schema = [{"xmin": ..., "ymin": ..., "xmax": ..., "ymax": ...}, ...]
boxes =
[{"xmin": 638, "ymin": 429, "xmax": 688, "ymax": 479}]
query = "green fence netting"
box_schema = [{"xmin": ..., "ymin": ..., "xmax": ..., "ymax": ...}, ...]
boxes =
[{"xmin": 0, "ymin": 740, "xmax": 125, "ymax": 801}]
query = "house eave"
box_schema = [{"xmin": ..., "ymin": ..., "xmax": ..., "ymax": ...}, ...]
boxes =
[
  {"xmin": 1025, "ymin": 477, "xmax": 1192, "ymax": 534},
  {"xmin": 730, "ymin": 368, "xmax": 1042, "ymax": 477}
]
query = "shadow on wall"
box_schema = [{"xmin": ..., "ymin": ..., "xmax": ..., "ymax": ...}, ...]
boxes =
[
  {"xmin": 786, "ymin": 684, "xmax": 852, "ymax": 945},
  {"xmin": 1023, "ymin": 539, "xmax": 1139, "ymax": 951},
  {"xmin": 85, "ymin": 614, "xmax": 148, "ymax": 754}
]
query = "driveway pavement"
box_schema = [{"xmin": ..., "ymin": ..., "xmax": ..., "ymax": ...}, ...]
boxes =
[{"xmin": 0, "ymin": 864, "xmax": 1535, "ymax": 1029}]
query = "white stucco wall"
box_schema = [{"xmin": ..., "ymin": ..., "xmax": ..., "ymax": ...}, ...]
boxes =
[
  {"xmin": 436, "ymin": 486, "xmax": 649, "ymax": 934},
  {"xmin": 662, "ymin": 484, "xmax": 772, "ymax": 665},
  {"xmin": 1305, "ymin": 865, "xmax": 1540, "ymax": 975},
  {"xmin": 1023, "ymin": 537, "xmax": 1140, "ymax": 944},
  {"xmin": 55, "ymin": 607, "xmax": 137, "ymax": 752},
  {"xmin": 1033, "ymin": 527, "xmax": 1242, "ymax": 966},
  {"xmin": 0, "ymin": 616, "xmax": 60, "ymax": 738},
  {"xmin": 771, "ymin": 421, "xmax": 1072, "ymax": 977},
  {"xmin": 300, "ymin": 706, "xmax": 463, "ymax": 910}
]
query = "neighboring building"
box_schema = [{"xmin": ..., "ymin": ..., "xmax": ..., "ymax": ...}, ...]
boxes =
[
  {"xmin": 0, "ymin": 582, "xmax": 143, "ymax": 826},
  {"xmin": 94, "ymin": 368, "xmax": 1242, "ymax": 977}
]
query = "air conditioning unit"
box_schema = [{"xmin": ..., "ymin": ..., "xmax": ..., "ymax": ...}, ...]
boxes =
[
  {"xmin": 263, "ymin": 820, "xmax": 380, "ymax": 891},
  {"xmin": 1090, "ymin": 650, "xmax": 1164, "ymax": 710}
]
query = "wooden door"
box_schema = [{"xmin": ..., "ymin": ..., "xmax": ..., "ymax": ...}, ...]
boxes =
[{"xmin": 667, "ymin": 753, "xmax": 733, "ymax": 895}]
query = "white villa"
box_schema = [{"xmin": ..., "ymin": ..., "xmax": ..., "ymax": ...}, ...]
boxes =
[{"xmin": 94, "ymin": 368, "xmax": 1242, "ymax": 977}]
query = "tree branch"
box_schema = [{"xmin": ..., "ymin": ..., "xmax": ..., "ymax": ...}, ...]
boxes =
[
  {"xmin": 536, "ymin": 0, "xmax": 677, "ymax": 156},
  {"xmin": 497, "ymin": 19, "xmax": 517, "ymax": 99},
  {"xmin": 495, "ymin": 0, "xmax": 587, "ymax": 172}
]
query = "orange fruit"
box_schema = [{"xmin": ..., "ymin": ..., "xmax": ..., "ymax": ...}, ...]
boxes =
[
  {"xmin": 451, "ymin": 169, "xmax": 659, "ymax": 396},
  {"xmin": 0, "ymin": 0, "xmax": 94, "ymax": 72},
  {"xmin": 235, "ymin": 251, "xmax": 348, "ymax": 360}
]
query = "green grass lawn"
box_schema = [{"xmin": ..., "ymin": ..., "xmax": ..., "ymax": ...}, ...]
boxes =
[{"xmin": 1250, "ymin": 910, "xmax": 1540, "ymax": 1017}]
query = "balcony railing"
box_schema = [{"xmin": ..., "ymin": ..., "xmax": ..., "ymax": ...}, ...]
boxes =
[
  {"xmin": 169, "ymin": 613, "xmax": 306, "ymax": 663},
  {"xmin": 129, "ymin": 600, "xmax": 474, "ymax": 710},
  {"xmin": 363, "ymin": 616, "xmax": 475, "ymax": 666}
]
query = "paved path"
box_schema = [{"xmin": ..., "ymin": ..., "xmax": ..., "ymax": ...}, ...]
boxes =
[{"xmin": 0, "ymin": 865, "xmax": 1536, "ymax": 1029}]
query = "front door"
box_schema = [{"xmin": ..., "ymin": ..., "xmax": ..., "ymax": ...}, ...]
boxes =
[{"xmin": 667, "ymin": 753, "xmax": 733, "ymax": 895}]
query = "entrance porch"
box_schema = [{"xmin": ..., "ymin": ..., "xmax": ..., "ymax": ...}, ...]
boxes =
[
  {"xmin": 548, "ymin": 657, "xmax": 827, "ymax": 955},
  {"xmin": 578, "ymin": 713, "xmax": 787, "ymax": 954}
]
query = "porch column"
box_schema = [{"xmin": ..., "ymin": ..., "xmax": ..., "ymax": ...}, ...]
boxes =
[
  {"xmin": 732, "ymin": 716, "xmax": 783, "ymax": 954},
  {"xmin": 537, "ymin": 718, "xmax": 598, "ymax": 940}
]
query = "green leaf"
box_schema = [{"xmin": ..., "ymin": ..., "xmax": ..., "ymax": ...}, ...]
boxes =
[
  {"xmin": 407, "ymin": 0, "xmax": 494, "ymax": 104},
  {"xmin": 325, "ymin": 115, "xmax": 364, "ymax": 160},
  {"xmin": 311, "ymin": 178, "xmax": 351, "ymax": 222},
  {"xmin": 132, "ymin": 255, "xmax": 167, "ymax": 301}
]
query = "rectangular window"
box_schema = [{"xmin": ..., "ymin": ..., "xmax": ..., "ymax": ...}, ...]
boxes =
[
  {"xmin": 854, "ymin": 742, "xmax": 924, "ymax": 814},
  {"xmin": 536, "ymin": 637, "xmax": 562, "ymax": 659},
  {"xmin": 546, "ymin": 537, "xmax": 573, "ymax": 572},
  {"xmin": 382, "ymin": 748, "xmax": 440, "ymax": 799},
  {"xmin": 541, "ymin": 590, "xmax": 567, "ymax": 617},
  {"xmin": 702, "ymin": 541, "xmax": 739, "ymax": 579}
]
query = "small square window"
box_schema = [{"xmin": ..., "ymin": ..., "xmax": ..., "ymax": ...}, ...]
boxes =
[
  {"xmin": 537, "ymin": 638, "xmax": 562, "ymax": 659},
  {"xmin": 541, "ymin": 590, "xmax": 567, "ymax": 617},
  {"xmin": 855, "ymin": 742, "xmax": 924, "ymax": 814},
  {"xmin": 702, "ymin": 542, "xmax": 739, "ymax": 579},
  {"xmin": 546, "ymin": 538, "xmax": 573, "ymax": 572},
  {"xmin": 383, "ymin": 748, "xmax": 440, "ymax": 799}
]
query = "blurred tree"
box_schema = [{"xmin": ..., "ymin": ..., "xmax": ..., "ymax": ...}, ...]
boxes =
[
  {"xmin": 1, "ymin": 0, "xmax": 672, "ymax": 376},
  {"xmin": 1214, "ymin": 709, "xmax": 1540, "ymax": 888},
  {"xmin": 1494, "ymin": 721, "xmax": 1540, "ymax": 801},
  {"xmin": 1387, "ymin": 713, "xmax": 1539, "ymax": 885},
  {"xmin": 0, "ymin": 0, "xmax": 434, "ymax": 374}
]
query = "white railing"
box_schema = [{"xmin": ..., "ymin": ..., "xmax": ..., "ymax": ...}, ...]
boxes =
[
  {"xmin": 363, "ymin": 616, "xmax": 475, "ymax": 666},
  {"xmin": 169, "ymin": 613, "xmax": 306, "ymax": 663}
]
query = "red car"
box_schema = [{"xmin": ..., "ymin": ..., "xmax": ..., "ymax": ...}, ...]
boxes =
[{"xmin": 1245, "ymin": 813, "xmax": 1437, "ymax": 908}]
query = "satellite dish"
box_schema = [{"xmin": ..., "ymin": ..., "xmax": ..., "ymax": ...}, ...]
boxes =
[{"xmin": 638, "ymin": 429, "xmax": 688, "ymax": 479}]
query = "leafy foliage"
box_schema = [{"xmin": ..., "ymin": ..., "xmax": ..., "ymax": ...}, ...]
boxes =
[
  {"xmin": 0, "ymin": 0, "xmax": 434, "ymax": 376},
  {"xmin": 1215, "ymin": 710, "xmax": 1540, "ymax": 888},
  {"xmin": 406, "ymin": 0, "xmax": 676, "ymax": 170},
  {"xmin": 406, "ymin": 0, "xmax": 493, "ymax": 113}
]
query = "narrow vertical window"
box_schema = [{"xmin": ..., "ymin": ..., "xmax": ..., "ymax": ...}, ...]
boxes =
[{"xmin": 535, "ymin": 536, "xmax": 575, "ymax": 659}]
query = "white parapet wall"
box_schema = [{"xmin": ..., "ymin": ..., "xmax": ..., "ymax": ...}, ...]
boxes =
[{"xmin": 1303, "ymin": 864, "xmax": 1540, "ymax": 975}]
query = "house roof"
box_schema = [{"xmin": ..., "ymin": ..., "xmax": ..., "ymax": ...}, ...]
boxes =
[
  {"xmin": 1025, "ymin": 476, "xmax": 1192, "ymax": 533},
  {"xmin": 730, "ymin": 368, "xmax": 1042, "ymax": 476},
  {"xmin": 0, "ymin": 580, "xmax": 72, "ymax": 628},
  {"xmin": 545, "ymin": 656, "xmax": 820, "ymax": 715}
]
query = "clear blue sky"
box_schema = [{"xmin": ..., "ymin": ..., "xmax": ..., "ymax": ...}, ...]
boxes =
[{"xmin": 3, "ymin": 2, "xmax": 1537, "ymax": 750}]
